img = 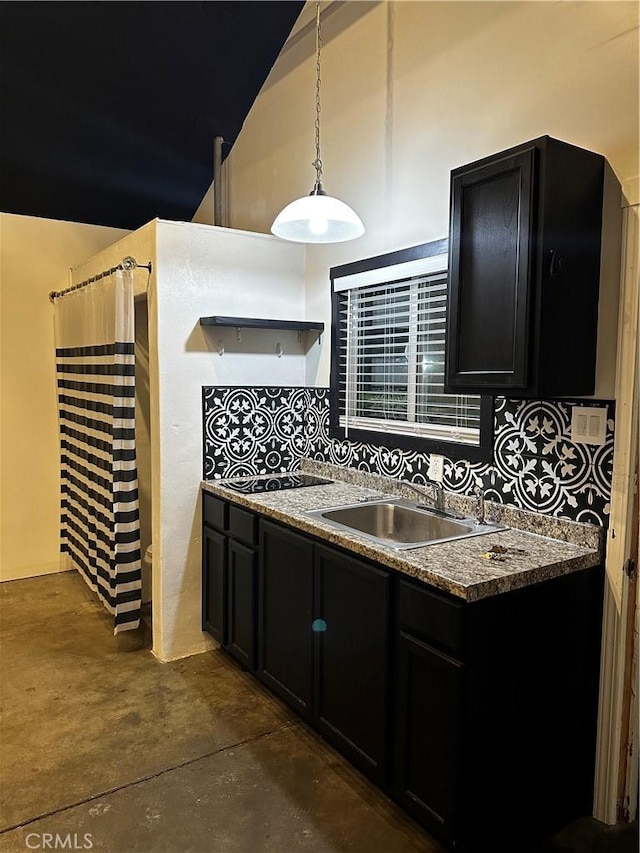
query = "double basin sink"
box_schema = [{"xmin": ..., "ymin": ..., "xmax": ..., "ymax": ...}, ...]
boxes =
[{"xmin": 306, "ymin": 498, "xmax": 505, "ymax": 551}]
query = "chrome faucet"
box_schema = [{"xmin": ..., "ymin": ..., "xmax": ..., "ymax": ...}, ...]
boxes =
[
  {"xmin": 402, "ymin": 480, "xmax": 436, "ymax": 500},
  {"xmin": 474, "ymin": 484, "xmax": 485, "ymax": 525},
  {"xmin": 402, "ymin": 480, "xmax": 461, "ymax": 517},
  {"xmin": 430, "ymin": 481, "xmax": 446, "ymax": 513}
]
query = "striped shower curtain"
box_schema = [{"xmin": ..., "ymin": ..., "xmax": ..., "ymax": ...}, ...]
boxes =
[{"xmin": 53, "ymin": 269, "xmax": 142, "ymax": 633}]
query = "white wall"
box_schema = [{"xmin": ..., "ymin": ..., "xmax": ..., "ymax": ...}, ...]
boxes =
[
  {"xmin": 153, "ymin": 221, "xmax": 306, "ymax": 661},
  {"xmin": 202, "ymin": 0, "xmax": 639, "ymax": 387},
  {"xmin": 0, "ymin": 213, "xmax": 129, "ymax": 581}
]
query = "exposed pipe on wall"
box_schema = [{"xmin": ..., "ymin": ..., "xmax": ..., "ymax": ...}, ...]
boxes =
[{"xmin": 213, "ymin": 136, "xmax": 224, "ymax": 226}]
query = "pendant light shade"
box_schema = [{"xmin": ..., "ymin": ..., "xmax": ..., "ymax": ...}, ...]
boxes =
[
  {"xmin": 271, "ymin": 188, "xmax": 365, "ymax": 244},
  {"xmin": 270, "ymin": 1, "xmax": 365, "ymax": 244}
]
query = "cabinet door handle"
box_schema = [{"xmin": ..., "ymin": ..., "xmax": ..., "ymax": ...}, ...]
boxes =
[{"xmin": 549, "ymin": 249, "xmax": 564, "ymax": 278}]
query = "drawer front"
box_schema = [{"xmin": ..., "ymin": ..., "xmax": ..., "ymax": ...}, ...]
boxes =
[
  {"xmin": 398, "ymin": 578, "xmax": 465, "ymax": 658},
  {"xmin": 203, "ymin": 493, "xmax": 227, "ymax": 532},
  {"xmin": 228, "ymin": 504, "xmax": 258, "ymax": 547}
]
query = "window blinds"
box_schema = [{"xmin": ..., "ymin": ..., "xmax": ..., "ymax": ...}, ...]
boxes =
[{"xmin": 336, "ymin": 268, "xmax": 482, "ymax": 445}]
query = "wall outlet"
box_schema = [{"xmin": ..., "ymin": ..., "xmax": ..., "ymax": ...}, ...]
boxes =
[
  {"xmin": 428, "ymin": 454, "xmax": 444, "ymax": 483},
  {"xmin": 571, "ymin": 406, "xmax": 607, "ymax": 446}
]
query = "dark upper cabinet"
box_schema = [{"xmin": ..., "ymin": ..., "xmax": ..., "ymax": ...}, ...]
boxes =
[
  {"xmin": 258, "ymin": 520, "xmax": 315, "ymax": 719},
  {"xmin": 314, "ymin": 545, "xmax": 391, "ymax": 784},
  {"xmin": 445, "ymin": 136, "xmax": 605, "ymax": 397}
]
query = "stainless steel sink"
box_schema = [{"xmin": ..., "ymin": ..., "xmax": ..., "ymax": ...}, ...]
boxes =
[{"xmin": 306, "ymin": 498, "xmax": 505, "ymax": 550}]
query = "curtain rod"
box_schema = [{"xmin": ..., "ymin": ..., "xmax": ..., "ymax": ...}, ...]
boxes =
[{"xmin": 49, "ymin": 256, "xmax": 152, "ymax": 302}]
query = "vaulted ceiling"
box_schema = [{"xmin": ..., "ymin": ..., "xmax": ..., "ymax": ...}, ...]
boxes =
[{"xmin": 0, "ymin": 1, "xmax": 304, "ymax": 230}]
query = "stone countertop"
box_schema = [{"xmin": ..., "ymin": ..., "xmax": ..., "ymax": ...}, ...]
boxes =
[{"xmin": 201, "ymin": 477, "xmax": 601, "ymax": 602}]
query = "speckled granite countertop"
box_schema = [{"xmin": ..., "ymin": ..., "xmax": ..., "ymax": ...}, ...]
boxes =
[{"xmin": 201, "ymin": 469, "xmax": 602, "ymax": 602}]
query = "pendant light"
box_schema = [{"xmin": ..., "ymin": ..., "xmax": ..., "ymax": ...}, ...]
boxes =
[{"xmin": 271, "ymin": 1, "xmax": 365, "ymax": 244}]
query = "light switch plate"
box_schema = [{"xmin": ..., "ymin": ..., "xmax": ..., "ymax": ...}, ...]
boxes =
[
  {"xmin": 428, "ymin": 454, "xmax": 444, "ymax": 482},
  {"xmin": 571, "ymin": 406, "xmax": 607, "ymax": 446}
]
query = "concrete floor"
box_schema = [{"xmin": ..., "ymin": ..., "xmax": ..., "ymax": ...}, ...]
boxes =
[{"xmin": 0, "ymin": 572, "xmax": 637, "ymax": 853}]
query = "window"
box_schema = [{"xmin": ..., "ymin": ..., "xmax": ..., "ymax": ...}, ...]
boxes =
[{"xmin": 329, "ymin": 241, "xmax": 493, "ymax": 463}]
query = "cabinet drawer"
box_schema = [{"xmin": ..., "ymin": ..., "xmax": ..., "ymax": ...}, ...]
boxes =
[
  {"xmin": 228, "ymin": 504, "xmax": 258, "ymax": 547},
  {"xmin": 203, "ymin": 493, "xmax": 227, "ymax": 532},
  {"xmin": 398, "ymin": 579, "xmax": 465, "ymax": 658}
]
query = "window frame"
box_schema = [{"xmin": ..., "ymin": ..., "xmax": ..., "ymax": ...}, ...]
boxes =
[{"xmin": 329, "ymin": 239, "xmax": 494, "ymax": 464}]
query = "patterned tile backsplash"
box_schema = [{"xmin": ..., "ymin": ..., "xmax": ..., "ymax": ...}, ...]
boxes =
[
  {"xmin": 203, "ymin": 387, "xmax": 615, "ymax": 527},
  {"xmin": 203, "ymin": 387, "xmax": 310, "ymax": 478}
]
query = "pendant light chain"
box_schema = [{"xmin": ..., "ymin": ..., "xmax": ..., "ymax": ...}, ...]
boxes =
[
  {"xmin": 269, "ymin": 0, "xmax": 364, "ymax": 242},
  {"xmin": 313, "ymin": 0, "xmax": 323, "ymax": 193}
]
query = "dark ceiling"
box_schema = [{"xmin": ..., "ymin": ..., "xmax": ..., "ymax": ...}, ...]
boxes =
[{"xmin": 0, "ymin": 1, "xmax": 304, "ymax": 230}]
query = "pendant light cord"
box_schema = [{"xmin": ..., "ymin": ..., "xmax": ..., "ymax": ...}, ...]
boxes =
[
  {"xmin": 269, "ymin": 0, "xmax": 364, "ymax": 242},
  {"xmin": 312, "ymin": 0, "xmax": 323, "ymax": 194}
]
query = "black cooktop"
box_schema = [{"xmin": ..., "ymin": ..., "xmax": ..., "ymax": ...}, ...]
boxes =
[{"xmin": 222, "ymin": 473, "xmax": 333, "ymax": 494}]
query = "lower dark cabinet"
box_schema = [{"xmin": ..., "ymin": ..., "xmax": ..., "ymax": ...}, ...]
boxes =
[
  {"xmin": 202, "ymin": 491, "xmax": 603, "ymax": 852},
  {"xmin": 394, "ymin": 630, "xmax": 463, "ymax": 842},
  {"xmin": 314, "ymin": 544, "xmax": 391, "ymax": 784},
  {"xmin": 258, "ymin": 521, "xmax": 314, "ymax": 718},
  {"xmin": 202, "ymin": 525, "xmax": 227, "ymax": 644},
  {"xmin": 227, "ymin": 539, "xmax": 257, "ymax": 669}
]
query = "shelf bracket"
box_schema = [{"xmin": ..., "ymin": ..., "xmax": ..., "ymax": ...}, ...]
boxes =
[
  {"xmin": 236, "ymin": 327, "xmax": 242, "ymax": 343},
  {"xmin": 276, "ymin": 342, "xmax": 283, "ymax": 358},
  {"xmin": 216, "ymin": 339, "xmax": 224, "ymax": 357}
]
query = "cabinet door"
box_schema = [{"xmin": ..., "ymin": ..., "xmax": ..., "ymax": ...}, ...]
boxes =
[
  {"xmin": 394, "ymin": 631, "xmax": 463, "ymax": 844},
  {"xmin": 202, "ymin": 525, "xmax": 227, "ymax": 644},
  {"xmin": 227, "ymin": 539, "xmax": 256, "ymax": 670},
  {"xmin": 446, "ymin": 147, "xmax": 535, "ymax": 392},
  {"xmin": 314, "ymin": 545, "xmax": 391, "ymax": 784},
  {"xmin": 258, "ymin": 521, "xmax": 314, "ymax": 719}
]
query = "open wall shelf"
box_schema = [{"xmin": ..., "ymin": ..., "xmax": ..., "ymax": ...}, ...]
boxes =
[
  {"xmin": 199, "ymin": 316, "xmax": 324, "ymax": 334},
  {"xmin": 199, "ymin": 316, "xmax": 324, "ymax": 357}
]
